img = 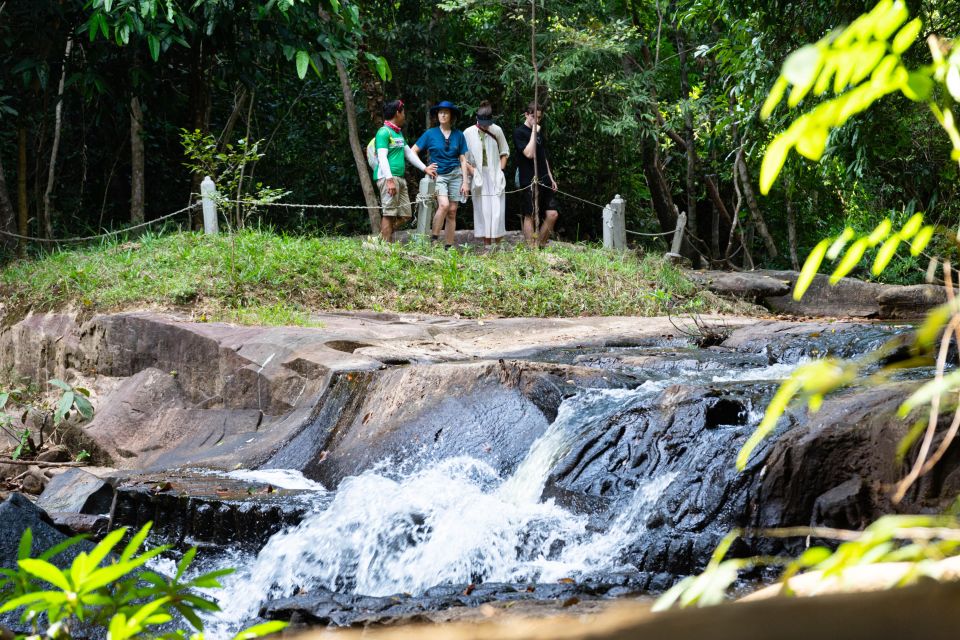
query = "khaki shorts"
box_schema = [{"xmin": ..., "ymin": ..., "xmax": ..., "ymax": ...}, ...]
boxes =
[{"xmin": 377, "ymin": 176, "xmax": 412, "ymax": 218}]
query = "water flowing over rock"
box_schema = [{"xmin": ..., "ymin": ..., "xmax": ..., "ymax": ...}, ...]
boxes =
[{"xmin": 4, "ymin": 311, "xmax": 960, "ymax": 634}]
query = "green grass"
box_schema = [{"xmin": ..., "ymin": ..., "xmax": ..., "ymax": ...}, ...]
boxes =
[{"xmin": 0, "ymin": 229, "xmax": 751, "ymax": 326}]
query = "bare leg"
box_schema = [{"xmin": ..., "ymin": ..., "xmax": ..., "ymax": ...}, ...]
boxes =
[
  {"xmin": 522, "ymin": 215, "xmax": 536, "ymax": 247},
  {"xmin": 483, "ymin": 238, "xmax": 492, "ymax": 246},
  {"xmin": 432, "ymin": 200, "xmax": 449, "ymax": 238},
  {"xmin": 445, "ymin": 200, "xmax": 458, "ymax": 246},
  {"xmin": 380, "ymin": 216, "xmax": 395, "ymax": 242},
  {"xmin": 538, "ymin": 210, "xmax": 558, "ymax": 246}
]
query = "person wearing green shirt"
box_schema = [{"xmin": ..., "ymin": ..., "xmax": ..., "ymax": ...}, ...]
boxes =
[{"xmin": 374, "ymin": 100, "xmax": 437, "ymax": 242}]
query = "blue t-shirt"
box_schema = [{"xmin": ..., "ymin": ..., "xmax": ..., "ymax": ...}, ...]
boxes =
[{"xmin": 415, "ymin": 127, "xmax": 468, "ymax": 175}]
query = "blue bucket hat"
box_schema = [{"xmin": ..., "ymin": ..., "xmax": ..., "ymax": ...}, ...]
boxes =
[{"xmin": 429, "ymin": 100, "xmax": 461, "ymax": 117}]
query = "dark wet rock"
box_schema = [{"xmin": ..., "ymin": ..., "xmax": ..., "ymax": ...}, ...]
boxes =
[
  {"xmin": 260, "ymin": 580, "xmax": 611, "ymax": 628},
  {"xmin": 308, "ymin": 360, "xmax": 635, "ymax": 488},
  {"xmin": 111, "ymin": 473, "xmax": 319, "ymax": 549},
  {"xmin": 574, "ymin": 347, "xmax": 769, "ymax": 376},
  {"xmin": 720, "ymin": 320, "xmax": 903, "ymax": 364},
  {"xmin": 0, "ymin": 493, "xmax": 94, "ymax": 633},
  {"xmin": 48, "ymin": 512, "xmax": 110, "ymax": 537},
  {"xmin": 36, "ymin": 468, "xmax": 114, "ymax": 515}
]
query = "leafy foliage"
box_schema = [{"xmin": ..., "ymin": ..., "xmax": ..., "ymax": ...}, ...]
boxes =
[
  {"xmin": 1, "ymin": 379, "xmax": 95, "ymax": 461},
  {"xmin": 0, "ymin": 523, "xmax": 286, "ymax": 639},
  {"xmin": 655, "ymin": 515, "xmax": 960, "ymax": 610}
]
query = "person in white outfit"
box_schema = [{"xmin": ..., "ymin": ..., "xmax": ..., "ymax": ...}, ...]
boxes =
[{"xmin": 464, "ymin": 101, "xmax": 510, "ymax": 246}]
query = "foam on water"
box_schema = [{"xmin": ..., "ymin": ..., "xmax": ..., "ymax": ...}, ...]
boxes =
[{"xmin": 207, "ymin": 354, "xmax": 809, "ymax": 630}]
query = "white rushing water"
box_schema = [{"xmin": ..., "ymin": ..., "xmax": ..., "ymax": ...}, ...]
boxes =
[{"xmin": 207, "ymin": 358, "xmax": 805, "ymax": 630}]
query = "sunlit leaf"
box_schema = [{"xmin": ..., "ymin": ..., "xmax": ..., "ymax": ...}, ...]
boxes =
[
  {"xmin": 827, "ymin": 227, "xmax": 855, "ymax": 260},
  {"xmin": 892, "ymin": 17, "xmax": 923, "ymax": 54},
  {"xmin": 761, "ymin": 77, "xmax": 788, "ymax": 120},
  {"xmin": 760, "ymin": 134, "xmax": 792, "ymax": 195},
  {"xmin": 898, "ymin": 369, "xmax": 960, "ymax": 417},
  {"xmin": 794, "ymin": 238, "xmax": 832, "ymax": 300},
  {"xmin": 830, "ymin": 237, "xmax": 869, "ymax": 283},
  {"xmin": 232, "ymin": 621, "xmax": 290, "ymax": 639},
  {"xmin": 295, "ymin": 50, "xmax": 309, "ymax": 80},
  {"xmin": 19, "ymin": 559, "xmax": 71, "ymax": 591},
  {"xmin": 909, "ymin": 225, "xmax": 935, "ymax": 256},
  {"xmin": 872, "ymin": 235, "xmax": 901, "ymax": 275}
]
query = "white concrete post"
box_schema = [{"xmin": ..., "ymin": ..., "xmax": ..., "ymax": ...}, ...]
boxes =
[
  {"xmin": 603, "ymin": 194, "xmax": 627, "ymax": 251},
  {"xmin": 612, "ymin": 194, "xmax": 627, "ymax": 250},
  {"xmin": 665, "ymin": 211, "xmax": 687, "ymax": 262},
  {"xmin": 416, "ymin": 177, "xmax": 436, "ymax": 236},
  {"xmin": 200, "ymin": 176, "xmax": 219, "ymax": 235}
]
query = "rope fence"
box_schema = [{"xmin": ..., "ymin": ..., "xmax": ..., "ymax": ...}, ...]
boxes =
[{"xmin": 2, "ymin": 175, "xmax": 686, "ymax": 255}]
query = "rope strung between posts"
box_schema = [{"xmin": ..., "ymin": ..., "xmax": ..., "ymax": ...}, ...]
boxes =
[
  {"xmin": 218, "ymin": 184, "xmax": 534, "ymax": 210},
  {"xmin": 626, "ymin": 228, "xmax": 676, "ymax": 237},
  {"xmin": 0, "ymin": 202, "xmax": 200, "ymax": 244}
]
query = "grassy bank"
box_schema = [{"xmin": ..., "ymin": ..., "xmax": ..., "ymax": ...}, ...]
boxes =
[{"xmin": 0, "ymin": 230, "xmax": 748, "ymax": 325}]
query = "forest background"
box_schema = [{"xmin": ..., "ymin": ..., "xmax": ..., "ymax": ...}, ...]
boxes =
[{"xmin": 1, "ymin": 0, "xmax": 957, "ymax": 280}]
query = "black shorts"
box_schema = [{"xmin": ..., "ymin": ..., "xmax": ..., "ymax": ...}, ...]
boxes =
[{"xmin": 521, "ymin": 184, "xmax": 558, "ymax": 218}]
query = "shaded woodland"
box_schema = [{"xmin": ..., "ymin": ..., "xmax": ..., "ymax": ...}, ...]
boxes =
[{"xmin": 1, "ymin": 0, "xmax": 958, "ymax": 277}]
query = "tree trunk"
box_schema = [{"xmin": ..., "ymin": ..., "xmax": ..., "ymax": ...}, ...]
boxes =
[
  {"xmin": 0, "ymin": 151, "xmax": 15, "ymax": 251},
  {"xmin": 640, "ymin": 140, "xmax": 678, "ymax": 234},
  {"xmin": 17, "ymin": 126, "xmax": 28, "ymax": 253},
  {"xmin": 42, "ymin": 37, "xmax": 72, "ymax": 239},
  {"xmin": 786, "ymin": 174, "xmax": 799, "ymax": 270},
  {"xmin": 675, "ymin": 19, "xmax": 698, "ymax": 262},
  {"xmin": 130, "ymin": 95, "xmax": 145, "ymax": 224},
  {"xmin": 218, "ymin": 85, "xmax": 249, "ymax": 153},
  {"xmin": 336, "ymin": 58, "xmax": 380, "ymax": 234},
  {"xmin": 735, "ymin": 149, "xmax": 778, "ymax": 258}
]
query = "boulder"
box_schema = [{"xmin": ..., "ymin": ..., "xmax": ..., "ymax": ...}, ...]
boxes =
[
  {"xmin": 720, "ymin": 320, "xmax": 904, "ymax": 363},
  {"xmin": 0, "ymin": 493, "xmax": 94, "ymax": 633},
  {"xmin": 877, "ymin": 284, "xmax": 948, "ymax": 318},
  {"xmin": 303, "ymin": 360, "xmax": 635, "ymax": 488},
  {"xmin": 689, "ymin": 271, "xmax": 791, "ymax": 300},
  {"xmin": 36, "ymin": 468, "xmax": 114, "ymax": 515}
]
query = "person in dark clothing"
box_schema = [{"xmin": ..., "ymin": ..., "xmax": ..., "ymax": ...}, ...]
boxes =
[{"xmin": 513, "ymin": 101, "xmax": 558, "ymax": 247}]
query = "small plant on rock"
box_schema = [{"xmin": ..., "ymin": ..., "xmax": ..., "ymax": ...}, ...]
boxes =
[
  {"xmin": 0, "ymin": 523, "xmax": 285, "ymax": 639},
  {"xmin": 1, "ymin": 379, "xmax": 94, "ymax": 462}
]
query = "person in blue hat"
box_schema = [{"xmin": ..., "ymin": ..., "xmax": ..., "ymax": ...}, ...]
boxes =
[{"xmin": 411, "ymin": 101, "xmax": 470, "ymax": 249}]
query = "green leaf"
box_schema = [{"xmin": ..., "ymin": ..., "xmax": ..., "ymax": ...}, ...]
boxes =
[
  {"xmin": 892, "ymin": 17, "xmax": 923, "ymax": 54},
  {"xmin": 374, "ymin": 56, "xmax": 391, "ymax": 82},
  {"xmin": 760, "ymin": 134, "xmax": 791, "ymax": 195},
  {"xmin": 901, "ymin": 71, "xmax": 933, "ymax": 101},
  {"xmin": 896, "ymin": 417, "xmax": 928, "ymax": 463},
  {"xmin": 910, "ymin": 225, "xmax": 935, "ymax": 255},
  {"xmin": 0, "ymin": 392, "xmax": 8, "ymax": 410},
  {"xmin": 73, "ymin": 393, "xmax": 94, "ymax": 420},
  {"xmin": 48, "ymin": 378, "xmax": 71, "ymax": 392},
  {"xmin": 0, "ymin": 591, "xmax": 62, "ymax": 614},
  {"xmin": 797, "ymin": 546, "xmax": 833, "ymax": 567},
  {"xmin": 55, "ymin": 391, "xmax": 74, "ymax": 425},
  {"xmin": 233, "ymin": 621, "xmax": 289, "ymax": 639},
  {"xmin": 795, "ymin": 126, "xmax": 827, "ymax": 160},
  {"xmin": 19, "ymin": 559, "xmax": 72, "ymax": 591},
  {"xmin": 826, "ymin": 227, "xmax": 855, "ymax": 260},
  {"xmin": 147, "ymin": 34, "xmax": 160, "ymax": 62},
  {"xmin": 761, "ymin": 77, "xmax": 788, "ymax": 120},
  {"xmin": 737, "ymin": 376, "xmax": 802, "ymax": 470},
  {"xmin": 295, "ymin": 50, "xmax": 309, "ymax": 80},
  {"xmin": 874, "ymin": 0, "xmax": 909, "ymax": 40},
  {"xmin": 872, "ymin": 235, "xmax": 901, "ymax": 275},
  {"xmin": 794, "ymin": 238, "xmax": 832, "ymax": 300},
  {"xmin": 867, "ymin": 218, "xmax": 893, "ymax": 246},
  {"xmin": 898, "ymin": 369, "xmax": 960, "ymax": 417},
  {"xmin": 86, "ymin": 527, "xmax": 127, "ymax": 570},
  {"xmin": 17, "ymin": 529, "xmax": 33, "ymax": 561},
  {"xmin": 899, "ymin": 212, "xmax": 925, "ymax": 238},
  {"xmin": 782, "ymin": 44, "xmax": 821, "ymax": 90},
  {"xmin": 829, "ymin": 237, "xmax": 869, "ymax": 283},
  {"xmin": 176, "ymin": 547, "xmax": 197, "ymax": 581},
  {"xmin": 121, "ymin": 523, "xmax": 152, "ymax": 561}
]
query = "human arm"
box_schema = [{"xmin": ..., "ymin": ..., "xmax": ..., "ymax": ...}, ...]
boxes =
[
  {"xmin": 546, "ymin": 157, "xmax": 557, "ymax": 191},
  {"xmin": 405, "ymin": 144, "xmax": 438, "ymax": 178},
  {"xmin": 521, "ymin": 114, "xmax": 538, "ymax": 159},
  {"xmin": 495, "ymin": 126, "xmax": 509, "ymax": 170},
  {"xmin": 459, "ymin": 154, "xmax": 470, "ymax": 195}
]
